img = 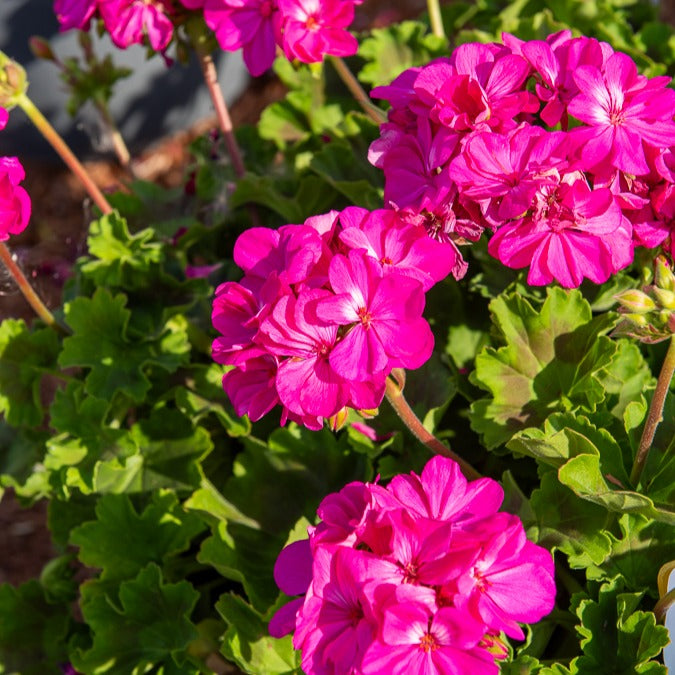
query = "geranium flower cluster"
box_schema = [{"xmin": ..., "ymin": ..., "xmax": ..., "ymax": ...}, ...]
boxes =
[
  {"xmin": 211, "ymin": 207, "xmax": 456, "ymax": 429},
  {"xmin": 370, "ymin": 32, "xmax": 675, "ymax": 288},
  {"xmin": 0, "ymin": 108, "xmax": 31, "ymax": 242},
  {"xmin": 182, "ymin": 0, "xmax": 361, "ymax": 76},
  {"xmin": 54, "ymin": 0, "xmax": 360, "ymax": 73},
  {"xmin": 270, "ymin": 455, "xmax": 556, "ymax": 674}
]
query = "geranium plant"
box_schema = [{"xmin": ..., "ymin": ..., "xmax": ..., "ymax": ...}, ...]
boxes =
[{"xmin": 0, "ymin": 0, "xmax": 673, "ymax": 673}]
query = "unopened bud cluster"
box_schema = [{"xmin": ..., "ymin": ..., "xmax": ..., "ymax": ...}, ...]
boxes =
[{"xmin": 615, "ymin": 255, "xmax": 675, "ymax": 343}]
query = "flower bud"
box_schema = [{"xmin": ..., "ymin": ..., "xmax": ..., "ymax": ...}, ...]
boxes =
[
  {"xmin": 615, "ymin": 289, "xmax": 656, "ymax": 314},
  {"xmin": 0, "ymin": 51, "xmax": 28, "ymax": 108},
  {"xmin": 327, "ymin": 407, "xmax": 348, "ymax": 432},
  {"xmin": 28, "ymin": 36, "xmax": 55, "ymax": 62},
  {"xmin": 654, "ymin": 255, "xmax": 675, "ymax": 292},
  {"xmin": 653, "ymin": 288, "xmax": 675, "ymax": 310}
]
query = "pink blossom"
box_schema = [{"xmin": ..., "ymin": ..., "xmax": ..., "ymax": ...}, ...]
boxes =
[
  {"xmin": 0, "ymin": 157, "xmax": 31, "ymax": 242},
  {"xmin": 222, "ymin": 353, "xmax": 279, "ymax": 421},
  {"xmin": 54, "ymin": 0, "xmax": 98, "ymax": 31},
  {"xmin": 203, "ymin": 0, "xmax": 280, "ymax": 77},
  {"xmin": 450, "ymin": 514, "xmax": 557, "ymax": 640},
  {"xmin": 361, "ymin": 585, "xmax": 498, "ymax": 675},
  {"xmin": 279, "ymin": 0, "xmax": 358, "ymax": 63},
  {"xmin": 338, "ymin": 208, "xmax": 455, "ymax": 291},
  {"xmin": 568, "ymin": 51, "xmax": 675, "ymax": 175},
  {"xmin": 98, "ymin": 0, "xmax": 174, "ymax": 51},
  {"xmin": 0, "ymin": 108, "xmax": 7, "ymax": 130},
  {"xmin": 488, "ymin": 176, "xmax": 632, "ymax": 288},
  {"xmin": 259, "ymin": 290, "xmax": 350, "ymax": 419},
  {"xmin": 316, "ymin": 250, "xmax": 434, "ymax": 381}
]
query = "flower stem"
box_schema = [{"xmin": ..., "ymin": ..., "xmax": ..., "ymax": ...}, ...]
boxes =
[
  {"xmin": 630, "ymin": 334, "xmax": 675, "ymax": 486},
  {"xmin": 328, "ymin": 56, "xmax": 387, "ymax": 125},
  {"xmin": 384, "ymin": 376, "xmax": 480, "ymax": 481},
  {"xmin": 0, "ymin": 242, "xmax": 66, "ymax": 332},
  {"xmin": 426, "ymin": 0, "xmax": 446, "ymax": 39},
  {"xmin": 95, "ymin": 99, "xmax": 135, "ymax": 176},
  {"xmin": 17, "ymin": 93, "xmax": 113, "ymax": 215},
  {"xmin": 195, "ymin": 48, "xmax": 246, "ymax": 179}
]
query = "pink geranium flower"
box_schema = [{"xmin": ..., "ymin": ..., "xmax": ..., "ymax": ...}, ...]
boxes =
[
  {"xmin": 316, "ymin": 250, "xmax": 434, "ymax": 381},
  {"xmin": 0, "ymin": 157, "xmax": 31, "ymax": 241},
  {"xmin": 568, "ymin": 51, "xmax": 675, "ymax": 175},
  {"xmin": 361, "ymin": 585, "xmax": 498, "ymax": 675},
  {"xmin": 222, "ymin": 353, "xmax": 279, "ymax": 421},
  {"xmin": 279, "ymin": 0, "xmax": 358, "ymax": 63},
  {"xmin": 203, "ymin": 0, "xmax": 280, "ymax": 77},
  {"xmin": 488, "ymin": 175, "xmax": 632, "ymax": 288},
  {"xmin": 54, "ymin": 0, "xmax": 98, "ymax": 31},
  {"xmin": 98, "ymin": 0, "xmax": 174, "ymax": 51}
]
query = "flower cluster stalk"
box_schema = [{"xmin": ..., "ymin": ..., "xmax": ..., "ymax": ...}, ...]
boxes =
[
  {"xmin": 328, "ymin": 56, "xmax": 387, "ymax": 125},
  {"xmin": 0, "ymin": 242, "xmax": 65, "ymax": 332},
  {"xmin": 384, "ymin": 375, "xmax": 480, "ymax": 481},
  {"xmin": 427, "ymin": 0, "xmax": 446, "ymax": 39},
  {"xmin": 630, "ymin": 335, "xmax": 675, "ymax": 485},
  {"xmin": 17, "ymin": 93, "xmax": 113, "ymax": 215},
  {"xmin": 195, "ymin": 48, "xmax": 247, "ymax": 179}
]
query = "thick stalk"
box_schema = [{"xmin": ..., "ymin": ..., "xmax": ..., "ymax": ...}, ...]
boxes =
[
  {"xmin": 17, "ymin": 94, "xmax": 113, "ymax": 215},
  {"xmin": 195, "ymin": 48, "xmax": 246, "ymax": 179},
  {"xmin": 427, "ymin": 0, "xmax": 446, "ymax": 39},
  {"xmin": 0, "ymin": 242, "xmax": 65, "ymax": 332},
  {"xmin": 328, "ymin": 57, "xmax": 387, "ymax": 125},
  {"xmin": 384, "ymin": 376, "xmax": 480, "ymax": 481},
  {"xmin": 630, "ymin": 335, "xmax": 675, "ymax": 485}
]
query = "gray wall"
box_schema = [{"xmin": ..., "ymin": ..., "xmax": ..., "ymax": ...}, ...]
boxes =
[{"xmin": 0, "ymin": 0, "xmax": 248, "ymax": 159}]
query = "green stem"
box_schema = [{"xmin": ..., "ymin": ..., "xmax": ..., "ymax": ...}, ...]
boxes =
[
  {"xmin": 630, "ymin": 335, "xmax": 675, "ymax": 486},
  {"xmin": 194, "ymin": 48, "xmax": 246, "ymax": 179},
  {"xmin": 0, "ymin": 242, "xmax": 67, "ymax": 332},
  {"xmin": 328, "ymin": 56, "xmax": 387, "ymax": 125},
  {"xmin": 94, "ymin": 99, "xmax": 135, "ymax": 176},
  {"xmin": 384, "ymin": 376, "xmax": 480, "ymax": 481},
  {"xmin": 427, "ymin": 0, "xmax": 446, "ymax": 39},
  {"xmin": 654, "ymin": 587, "xmax": 675, "ymax": 624},
  {"xmin": 17, "ymin": 93, "xmax": 113, "ymax": 215}
]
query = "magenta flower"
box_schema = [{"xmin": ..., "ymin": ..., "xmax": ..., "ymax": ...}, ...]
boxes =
[
  {"xmin": 98, "ymin": 0, "xmax": 174, "ymax": 51},
  {"xmin": 222, "ymin": 353, "xmax": 279, "ymax": 421},
  {"xmin": 54, "ymin": 0, "xmax": 98, "ymax": 31},
  {"xmin": 259, "ymin": 289, "xmax": 350, "ymax": 419},
  {"xmin": 0, "ymin": 108, "xmax": 8, "ymax": 130},
  {"xmin": 488, "ymin": 176, "xmax": 632, "ymax": 288},
  {"xmin": 279, "ymin": 0, "xmax": 358, "ymax": 63},
  {"xmin": 204, "ymin": 0, "xmax": 280, "ymax": 77},
  {"xmin": 361, "ymin": 585, "xmax": 498, "ymax": 675},
  {"xmin": 316, "ymin": 250, "xmax": 434, "ymax": 381},
  {"xmin": 568, "ymin": 51, "xmax": 675, "ymax": 175},
  {"xmin": 0, "ymin": 157, "xmax": 31, "ymax": 242}
]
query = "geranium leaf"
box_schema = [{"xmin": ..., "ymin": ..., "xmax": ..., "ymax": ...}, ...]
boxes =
[
  {"xmin": 59, "ymin": 288, "xmax": 189, "ymax": 403},
  {"xmin": 0, "ymin": 580, "xmax": 71, "ymax": 674},
  {"xmin": 217, "ymin": 593, "xmax": 300, "ymax": 674},
  {"xmin": 70, "ymin": 491, "xmax": 205, "ymax": 582},
  {"xmin": 470, "ymin": 288, "xmax": 617, "ymax": 448},
  {"xmin": 71, "ymin": 564, "xmax": 199, "ymax": 674},
  {"xmin": 0, "ymin": 319, "xmax": 59, "ymax": 427},
  {"xmin": 79, "ymin": 211, "xmax": 163, "ymax": 289},
  {"xmin": 564, "ymin": 577, "xmax": 669, "ymax": 674}
]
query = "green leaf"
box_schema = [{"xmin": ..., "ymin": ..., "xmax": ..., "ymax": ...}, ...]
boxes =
[
  {"xmin": 530, "ymin": 469, "xmax": 612, "ymax": 568},
  {"xmin": 59, "ymin": 288, "xmax": 189, "ymax": 403},
  {"xmin": 71, "ymin": 564, "xmax": 199, "ymax": 674},
  {"xmin": 0, "ymin": 580, "xmax": 71, "ymax": 674},
  {"xmin": 92, "ymin": 407, "xmax": 213, "ymax": 493},
  {"xmin": 199, "ymin": 522, "xmax": 283, "ymax": 611},
  {"xmin": 70, "ymin": 491, "xmax": 205, "ymax": 582},
  {"xmin": 470, "ymin": 288, "xmax": 617, "ymax": 448},
  {"xmin": 79, "ymin": 212, "xmax": 163, "ymax": 289},
  {"xmin": 587, "ymin": 514, "xmax": 675, "ymax": 593},
  {"xmin": 217, "ymin": 593, "xmax": 300, "ymax": 674},
  {"xmin": 358, "ymin": 21, "xmax": 447, "ymax": 87},
  {"xmin": 0, "ymin": 319, "xmax": 59, "ymax": 427},
  {"xmin": 184, "ymin": 478, "xmax": 260, "ymax": 529},
  {"xmin": 565, "ymin": 577, "xmax": 669, "ymax": 674},
  {"xmin": 308, "ymin": 139, "xmax": 383, "ymax": 209}
]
